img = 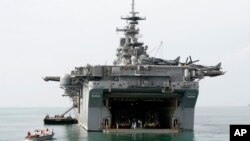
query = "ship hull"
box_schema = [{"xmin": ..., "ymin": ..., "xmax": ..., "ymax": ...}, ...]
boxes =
[{"xmin": 76, "ymin": 87, "xmax": 198, "ymax": 131}]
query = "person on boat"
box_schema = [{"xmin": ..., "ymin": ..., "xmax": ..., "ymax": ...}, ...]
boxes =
[
  {"xmin": 45, "ymin": 128, "xmax": 49, "ymax": 135},
  {"xmin": 27, "ymin": 131, "xmax": 31, "ymax": 137},
  {"xmin": 41, "ymin": 130, "xmax": 44, "ymax": 135}
]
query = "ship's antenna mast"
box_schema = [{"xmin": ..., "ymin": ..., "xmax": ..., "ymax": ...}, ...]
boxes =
[
  {"xmin": 131, "ymin": 0, "xmax": 135, "ymax": 14},
  {"xmin": 131, "ymin": 0, "xmax": 138, "ymax": 16}
]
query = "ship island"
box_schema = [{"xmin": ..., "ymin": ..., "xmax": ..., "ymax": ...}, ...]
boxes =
[{"xmin": 43, "ymin": 0, "xmax": 225, "ymax": 133}]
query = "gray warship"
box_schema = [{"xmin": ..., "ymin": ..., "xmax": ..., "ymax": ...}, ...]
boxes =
[{"xmin": 43, "ymin": 0, "xmax": 225, "ymax": 132}]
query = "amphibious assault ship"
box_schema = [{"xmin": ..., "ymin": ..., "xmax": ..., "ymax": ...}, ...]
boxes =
[{"xmin": 43, "ymin": 0, "xmax": 225, "ymax": 131}]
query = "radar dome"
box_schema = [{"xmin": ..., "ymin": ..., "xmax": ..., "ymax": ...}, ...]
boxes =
[{"xmin": 60, "ymin": 74, "xmax": 71, "ymax": 87}]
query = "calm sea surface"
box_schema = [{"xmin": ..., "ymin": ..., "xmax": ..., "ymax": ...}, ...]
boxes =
[{"xmin": 0, "ymin": 107, "xmax": 250, "ymax": 141}]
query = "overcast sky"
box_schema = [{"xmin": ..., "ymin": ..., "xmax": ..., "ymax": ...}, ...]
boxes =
[{"xmin": 0, "ymin": 0, "xmax": 249, "ymax": 107}]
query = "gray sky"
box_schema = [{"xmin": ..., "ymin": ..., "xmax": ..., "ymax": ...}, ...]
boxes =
[{"xmin": 0, "ymin": 0, "xmax": 249, "ymax": 107}]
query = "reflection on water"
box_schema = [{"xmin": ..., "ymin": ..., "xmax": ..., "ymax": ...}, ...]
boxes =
[
  {"xmin": 86, "ymin": 131, "xmax": 194, "ymax": 141},
  {"xmin": 44, "ymin": 124, "xmax": 88, "ymax": 141}
]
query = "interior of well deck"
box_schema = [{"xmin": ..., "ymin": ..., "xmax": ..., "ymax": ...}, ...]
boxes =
[{"xmin": 108, "ymin": 97, "xmax": 177, "ymax": 129}]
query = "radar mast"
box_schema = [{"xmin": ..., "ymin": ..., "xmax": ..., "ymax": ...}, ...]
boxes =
[{"xmin": 114, "ymin": 0, "xmax": 147, "ymax": 66}]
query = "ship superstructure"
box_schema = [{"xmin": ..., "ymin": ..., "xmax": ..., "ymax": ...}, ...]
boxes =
[{"xmin": 43, "ymin": 0, "xmax": 224, "ymax": 131}]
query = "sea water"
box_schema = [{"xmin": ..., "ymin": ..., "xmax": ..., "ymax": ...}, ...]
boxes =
[{"xmin": 0, "ymin": 107, "xmax": 250, "ymax": 141}]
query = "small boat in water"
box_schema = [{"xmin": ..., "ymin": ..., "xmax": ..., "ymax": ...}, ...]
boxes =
[
  {"xmin": 43, "ymin": 106, "xmax": 78, "ymax": 125},
  {"xmin": 44, "ymin": 114, "xmax": 78, "ymax": 125},
  {"xmin": 25, "ymin": 129, "xmax": 54, "ymax": 141}
]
